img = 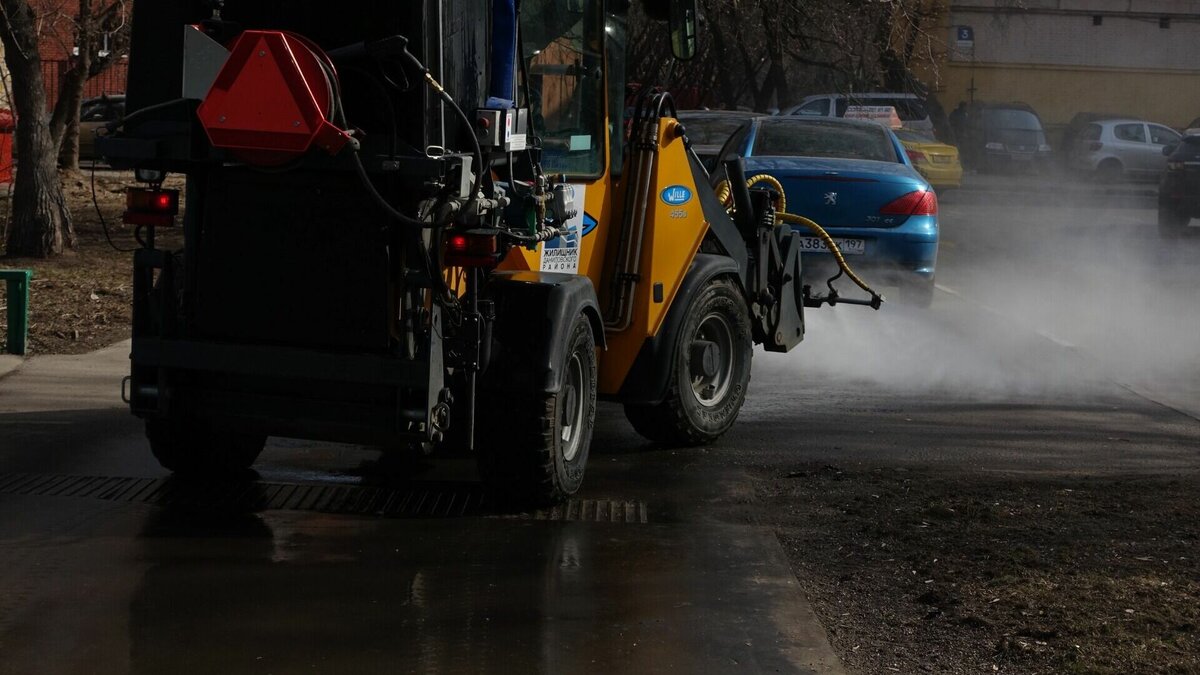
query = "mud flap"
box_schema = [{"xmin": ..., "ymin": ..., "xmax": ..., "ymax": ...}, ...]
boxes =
[{"xmin": 482, "ymin": 271, "xmax": 604, "ymax": 395}]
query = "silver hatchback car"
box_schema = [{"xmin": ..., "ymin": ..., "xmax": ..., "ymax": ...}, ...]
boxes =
[{"xmin": 1070, "ymin": 119, "xmax": 1182, "ymax": 181}]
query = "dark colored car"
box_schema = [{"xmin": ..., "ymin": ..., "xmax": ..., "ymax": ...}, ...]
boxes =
[
  {"xmin": 1158, "ymin": 135, "xmax": 1200, "ymax": 237},
  {"xmin": 953, "ymin": 102, "xmax": 1052, "ymax": 173},
  {"xmin": 79, "ymin": 94, "xmax": 125, "ymax": 160},
  {"xmin": 677, "ymin": 110, "xmax": 759, "ymax": 171}
]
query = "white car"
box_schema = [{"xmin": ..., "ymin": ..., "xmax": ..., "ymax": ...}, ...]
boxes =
[
  {"xmin": 780, "ymin": 93, "xmax": 935, "ymax": 135},
  {"xmin": 1071, "ymin": 118, "xmax": 1182, "ymax": 181}
]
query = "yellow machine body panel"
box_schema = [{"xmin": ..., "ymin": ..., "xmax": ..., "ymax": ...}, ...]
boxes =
[
  {"xmin": 499, "ymin": 121, "xmax": 709, "ymax": 395},
  {"xmin": 597, "ymin": 123, "xmax": 709, "ymax": 393}
]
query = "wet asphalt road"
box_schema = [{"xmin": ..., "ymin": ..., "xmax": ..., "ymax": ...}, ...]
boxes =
[{"xmin": 2, "ymin": 190, "xmax": 1199, "ymax": 674}]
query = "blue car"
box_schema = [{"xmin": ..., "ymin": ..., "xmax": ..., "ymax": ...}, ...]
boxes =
[{"xmin": 713, "ymin": 116, "xmax": 939, "ymax": 305}]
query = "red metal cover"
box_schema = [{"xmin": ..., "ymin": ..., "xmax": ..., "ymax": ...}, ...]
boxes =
[{"xmin": 197, "ymin": 30, "xmax": 350, "ymax": 165}]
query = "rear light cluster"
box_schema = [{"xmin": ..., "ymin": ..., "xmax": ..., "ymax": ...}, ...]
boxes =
[
  {"xmin": 1087, "ymin": 141, "xmax": 1104, "ymax": 152},
  {"xmin": 122, "ymin": 188, "xmax": 180, "ymax": 227},
  {"xmin": 880, "ymin": 189, "xmax": 938, "ymax": 216},
  {"xmin": 905, "ymin": 149, "xmax": 927, "ymax": 163},
  {"xmin": 443, "ymin": 230, "xmax": 501, "ymax": 268}
]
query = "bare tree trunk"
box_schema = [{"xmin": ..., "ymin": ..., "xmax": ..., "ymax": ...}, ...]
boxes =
[
  {"xmin": 1, "ymin": 0, "xmax": 74, "ymax": 257},
  {"xmin": 50, "ymin": 0, "xmax": 94, "ymax": 171},
  {"xmin": 58, "ymin": 116, "xmax": 81, "ymax": 169}
]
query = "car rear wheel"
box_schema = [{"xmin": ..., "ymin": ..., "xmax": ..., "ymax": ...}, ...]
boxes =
[
  {"xmin": 1158, "ymin": 205, "xmax": 1191, "ymax": 238},
  {"xmin": 1096, "ymin": 159, "xmax": 1123, "ymax": 184}
]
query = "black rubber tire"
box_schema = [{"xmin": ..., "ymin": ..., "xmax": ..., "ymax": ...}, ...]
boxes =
[
  {"xmin": 1096, "ymin": 159, "xmax": 1123, "ymax": 184},
  {"xmin": 1158, "ymin": 205, "xmax": 1191, "ymax": 238},
  {"xmin": 900, "ymin": 276, "xmax": 935, "ymax": 308},
  {"xmin": 624, "ymin": 277, "xmax": 752, "ymax": 447},
  {"xmin": 145, "ymin": 419, "xmax": 266, "ymax": 475},
  {"xmin": 477, "ymin": 315, "xmax": 597, "ymax": 507}
]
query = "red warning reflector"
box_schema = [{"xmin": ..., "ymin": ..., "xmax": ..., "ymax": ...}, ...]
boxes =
[
  {"xmin": 196, "ymin": 30, "xmax": 350, "ymax": 166},
  {"xmin": 123, "ymin": 188, "xmax": 180, "ymax": 227}
]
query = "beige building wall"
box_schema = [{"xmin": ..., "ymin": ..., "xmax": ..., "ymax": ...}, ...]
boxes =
[
  {"xmin": 942, "ymin": 62, "xmax": 1200, "ymax": 129},
  {"xmin": 939, "ymin": 0, "xmax": 1200, "ymax": 129}
]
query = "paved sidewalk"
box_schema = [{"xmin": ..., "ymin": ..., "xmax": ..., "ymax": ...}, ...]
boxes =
[
  {"xmin": 0, "ymin": 340, "xmax": 129, "ymax": 414},
  {"xmin": 0, "ymin": 354, "xmax": 22, "ymax": 380}
]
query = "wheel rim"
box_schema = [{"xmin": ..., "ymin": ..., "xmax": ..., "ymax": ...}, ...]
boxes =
[
  {"xmin": 561, "ymin": 352, "xmax": 585, "ymax": 462},
  {"xmin": 689, "ymin": 312, "xmax": 735, "ymax": 408}
]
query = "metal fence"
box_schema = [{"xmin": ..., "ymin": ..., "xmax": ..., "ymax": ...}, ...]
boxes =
[{"xmin": 40, "ymin": 58, "xmax": 128, "ymax": 110}]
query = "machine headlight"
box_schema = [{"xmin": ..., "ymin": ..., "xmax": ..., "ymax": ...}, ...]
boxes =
[
  {"xmin": 985, "ymin": 142, "xmax": 1004, "ymax": 151},
  {"xmin": 1038, "ymin": 144, "xmax": 1052, "ymax": 152}
]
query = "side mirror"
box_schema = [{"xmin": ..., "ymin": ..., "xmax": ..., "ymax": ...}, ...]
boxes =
[
  {"xmin": 669, "ymin": 0, "xmax": 698, "ymax": 61},
  {"xmin": 1163, "ymin": 144, "xmax": 1178, "ymax": 157}
]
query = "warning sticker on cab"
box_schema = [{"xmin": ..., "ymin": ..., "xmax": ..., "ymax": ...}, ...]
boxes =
[{"xmin": 540, "ymin": 185, "xmax": 586, "ymax": 274}]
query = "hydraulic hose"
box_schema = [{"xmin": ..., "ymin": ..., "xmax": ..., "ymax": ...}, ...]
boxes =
[
  {"xmin": 747, "ymin": 174, "xmax": 787, "ymax": 214},
  {"xmin": 713, "ymin": 174, "xmax": 883, "ymax": 302},
  {"xmin": 776, "ymin": 212, "xmax": 881, "ymax": 301}
]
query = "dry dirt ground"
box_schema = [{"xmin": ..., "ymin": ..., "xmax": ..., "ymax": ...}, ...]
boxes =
[
  {"xmin": 753, "ymin": 465, "xmax": 1200, "ymax": 675},
  {"xmin": 0, "ymin": 171, "xmax": 182, "ymax": 355}
]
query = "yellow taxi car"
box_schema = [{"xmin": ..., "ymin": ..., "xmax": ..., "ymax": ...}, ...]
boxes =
[{"xmin": 894, "ymin": 128, "xmax": 963, "ymax": 189}]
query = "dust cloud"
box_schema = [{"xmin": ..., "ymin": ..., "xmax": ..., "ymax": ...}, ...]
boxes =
[{"xmin": 754, "ymin": 188, "xmax": 1200, "ymax": 401}]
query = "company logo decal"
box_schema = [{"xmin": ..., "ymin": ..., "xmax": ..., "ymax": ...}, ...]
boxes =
[
  {"xmin": 660, "ymin": 185, "xmax": 693, "ymax": 206},
  {"xmin": 581, "ymin": 212, "xmax": 598, "ymax": 237}
]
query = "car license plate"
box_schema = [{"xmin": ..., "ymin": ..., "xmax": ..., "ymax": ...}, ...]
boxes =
[
  {"xmin": 797, "ymin": 236, "xmax": 865, "ymax": 255},
  {"xmin": 931, "ymin": 155, "xmax": 953, "ymax": 164}
]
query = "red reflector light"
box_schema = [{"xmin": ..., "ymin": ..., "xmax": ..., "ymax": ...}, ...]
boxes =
[
  {"xmin": 123, "ymin": 188, "xmax": 180, "ymax": 227},
  {"xmin": 126, "ymin": 188, "xmax": 179, "ymax": 214},
  {"xmin": 880, "ymin": 189, "xmax": 937, "ymax": 216},
  {"xmin": 444, "ymin": 231, "xmax": 499, "ymax": 267}
]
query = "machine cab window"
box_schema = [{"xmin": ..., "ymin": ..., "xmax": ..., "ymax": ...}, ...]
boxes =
[{"xmin": 523, "ymin": 0, "xmax": 606, "ymax": 178}]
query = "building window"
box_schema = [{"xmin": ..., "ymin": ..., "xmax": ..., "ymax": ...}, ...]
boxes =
[
  {"xmin": 1160, "ymin": 17, "xmax": 1171, "ymax": 29},
  {"xmin": 1092, "ymin": 15, "xmax": 1102, "ymax": 26}
]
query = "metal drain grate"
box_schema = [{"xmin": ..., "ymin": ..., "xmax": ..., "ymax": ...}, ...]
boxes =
[{"xmin": 0, "ymin": 473, "xmax": 649, "ymax": 523}]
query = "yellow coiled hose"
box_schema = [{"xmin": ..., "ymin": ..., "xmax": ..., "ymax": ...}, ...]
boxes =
[{"xmin": 714, "ymin": 175, "xmax": 882, "ymax": 301}]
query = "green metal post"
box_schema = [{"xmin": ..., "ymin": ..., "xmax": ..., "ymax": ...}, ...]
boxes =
[{"xmin": 1, "ymin": 269, "xmax": 32, "ymax": 356}]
